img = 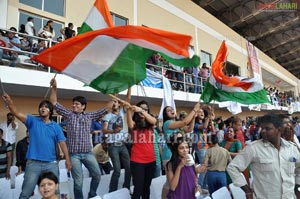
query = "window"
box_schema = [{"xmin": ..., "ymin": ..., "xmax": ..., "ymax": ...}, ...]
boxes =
[
  {"xmin": 111, "ymin": 12, "xmax": 128, "ymax": 26},
  {"xmin": 224, "ymin": 62, "xmax": 240, "ymax": 76},
  {"xmin": 200, "ymin": 50, "xmax": 212, "ymax": 66},
  {"xmin": 19, "ymin": 12, "xmax": 63, "ymax": 40},
  {"xmin": 19, "ymin": 0, "xmax": 65, "ymax": 17}
]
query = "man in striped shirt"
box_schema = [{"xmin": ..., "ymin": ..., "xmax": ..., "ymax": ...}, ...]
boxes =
[{"xmin": 50, "ymin": 78, "xmax": 112, "ymax": 199}]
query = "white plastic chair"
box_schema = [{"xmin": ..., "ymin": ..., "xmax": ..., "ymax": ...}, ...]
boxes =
[
  {"xmin": 211, "ymin": 186, "xmax": 232, "ymax": 199},
  {"xmin": 58, "ymin": 160, "xmax": 66, "ymax": 169},
  {"xmin": 150, "ymin": 175, "xmax": 166, "ymax": 199},
  {"xmin": 97, "ymin": 173, "xmax": 112, "ymax": 197},
  {"xmin": 103, "ymin": 188, "xmax": 131, "ymax": 199},
  {"xmin": 0, "ymin": 178, "xmax": 11, "ymax": 199},
  {"xmin": 12, "ymin": 173, "xmax": 24, "ymax": 199},
  {"xmin": 229, "ymin": 183, "xmax": 246, "ymax": 199}
]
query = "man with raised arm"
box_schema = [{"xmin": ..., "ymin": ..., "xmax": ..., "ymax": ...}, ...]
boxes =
[
  {"xmin": 50, "ymin": 78, "xmax": 112, "ymax": 199},
  {"xmin": 2, "ymin": 93, "xmax": 71, "ymax": 199}
]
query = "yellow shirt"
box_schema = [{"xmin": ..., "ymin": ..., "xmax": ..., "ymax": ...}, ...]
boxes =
[{"xmin": 92, "ymin": 143, "xmax": 109, "ymax": 164}]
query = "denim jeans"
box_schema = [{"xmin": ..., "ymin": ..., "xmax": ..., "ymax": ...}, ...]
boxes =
[
  {"xmin": 70, "ymin": 152, "xmax": 101, "ymax": 199},
  {"xmin": 206, "ymin": 171, "xmax": 227, "ymax": 194},
  {"xmin": 131, "ymin": 161, "xmax": 156, "ymax": 199},
  {"xmin": 195, "ymin": 149, "xmax": 207, "ymax": 188},
  {"xmin": 192, "ymin": 76, "xmax": 200, "ymax": 93},
  {"xmin": 108, "ymin": 144, "xmax": 131, "ymax": 192},
  {"xmin": 19, "ymin": 160, "xmax": 59, "ymax": 199}
]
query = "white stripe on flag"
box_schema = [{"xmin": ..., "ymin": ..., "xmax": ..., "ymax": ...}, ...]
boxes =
[{"xmin": 63, "ymin": 35, "xmax": 128, "ymax": 83}]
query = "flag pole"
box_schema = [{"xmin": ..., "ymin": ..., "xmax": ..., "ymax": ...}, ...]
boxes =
[
  {"xmin": 44, "ymin": 73, "xmax": 57, "ymax": 99},
  {"xmin": 108, "ymin": 94, "xmax": 128, "ymax": 105}
]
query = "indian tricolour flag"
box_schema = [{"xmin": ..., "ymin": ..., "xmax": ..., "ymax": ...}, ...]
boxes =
[
  {"xmin": 32, "ymin": 25, "xmax": 199, "ymax": 94},
  {"xmin": 201, "ymin": 41, "xmax": 270, "ymax": 105},
  {"xmin": 31, "ymin": 0, "xmax": 199, "ymax": 94},
  {"xmin": 78, "ymin": 0, "xmax": 114, "ymax": 33}
]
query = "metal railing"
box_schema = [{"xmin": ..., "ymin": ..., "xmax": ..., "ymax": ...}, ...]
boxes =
[{"xmin": 0, "ymin": 27, "xmax": 293, "ymax": 107}]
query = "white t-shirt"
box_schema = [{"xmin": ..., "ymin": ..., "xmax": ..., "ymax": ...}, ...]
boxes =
[
  {"xmin": 0, "ymin": 121, "xmax": 19, "ymax": 144},
  {"xmin": 25, "ymin": 21, "xmax": 34, "ymax": 36}
]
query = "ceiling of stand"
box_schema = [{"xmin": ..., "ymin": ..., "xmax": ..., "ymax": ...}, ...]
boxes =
[{"xmin": 192, "ymin": 0, "xmax": 300, "ymax": 81}]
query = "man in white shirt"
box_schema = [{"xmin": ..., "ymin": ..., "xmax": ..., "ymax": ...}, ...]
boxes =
[
  {"xmin": 25, "ymin": 17, "xmax": 36, "ymax": 36},
  {"xmin": 227, "ymin": 114, "xmax": 300, "ymax": 199},
  {"xmin": 0, "ymin": 112, "xmax": 18, "ymax": 160}
]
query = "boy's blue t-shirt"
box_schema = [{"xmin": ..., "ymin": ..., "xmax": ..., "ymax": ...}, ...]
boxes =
[{"xmin": 25, "ymin": 114, "xmax": 66, "ymax": 162}]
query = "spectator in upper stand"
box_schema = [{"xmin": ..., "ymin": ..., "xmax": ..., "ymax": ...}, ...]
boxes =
[
  {"xmin": 183, "ymin": 67, "xmax": 193, "ymax": 93},
  {"xmin": 19, "ymin": 24, "xmax": 27, "ymax": 35},
  {"xmin": 0, "ymin": 128, "xmax": 12, "ymax": 179},
  {"xmin": 77, "ymin": 27, "xmax": 81, "ymax": 35},
  {"xmin": 16, "ymin": 130, "xmax": 29, "ymax": 175},
  {"xmin": 64, "ymin": 23, "xmax": 74, "ymax": 39},
  {"xmin": 199, "ymin": 63, "xmax": 209, "ymax": 91},
  {"xmin": 20, "ymin": 34, "xmax": 32, "ymax": 52},
  {"xmin": 0, "ymin": 27, "xmax": 21, "ymax": 67},
  {"xmin": 56, "ymin": 36, "xmax": 63, "ymax": 43},
  {"xmin": 38, "ymin": 20, "xmax": 55, "ymax": 40},
  {"xmin": 192, "ymin": 66, "xmax": 200, "ymax": 93},
  {"xmin": 25, "ymin": 17, "xmax": 36, "ymax": 36},
  {"xmin": 32, "ymin": 39, "xmax": 47, "ymax": 54}
]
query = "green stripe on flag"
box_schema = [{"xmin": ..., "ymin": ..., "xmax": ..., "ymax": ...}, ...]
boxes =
[
  {"xmin": 201, "ymin": 79, "xmax": 270, "ymax": 105},
  {"xmin": 79, "ymin": 22, "xmax": 93, "ymax": 34},
  {"xmin": 89, "ymin": 43, "xmax": 154, "ymax": 93},
  {"xmin": 161, "ymin": 53, "xmax": 200, "ymax": 67}
]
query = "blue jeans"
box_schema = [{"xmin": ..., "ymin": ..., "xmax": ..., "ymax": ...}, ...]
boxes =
[
  {"xmin": 70, "ymin": 152, "xmax": 101, "ymax": 199},
  {"xmin": 195, "ymin": 149, "xmax": 207, "ymax": 188},
  {"xmin": 206, "ymin": 171, "xmax": 227, "ymax": 195},
  {"xmin": 108, "ymin": 144, "xmax": 131, "ymax": 192},
  {"xmin": 192, "ymin": 76, "xmax": 200, "ymax": 93},
  {"xmin": 19, "ymin": 160, "xmax": 59, "ymax": 199}
]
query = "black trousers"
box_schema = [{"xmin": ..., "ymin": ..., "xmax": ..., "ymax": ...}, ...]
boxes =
[{"xmin": 131, "ymin": 161, "xmax": 156, "ymax": 199}]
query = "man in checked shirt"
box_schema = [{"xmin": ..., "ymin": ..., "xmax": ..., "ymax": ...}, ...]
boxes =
[{"xmin": 50, "ymin": 78, "xmax": 113, "ymax": 199}]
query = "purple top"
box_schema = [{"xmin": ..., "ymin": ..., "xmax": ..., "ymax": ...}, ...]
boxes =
[{"xmin": 167, "ymin": 165, "xmax": 197, "ymax": 199}]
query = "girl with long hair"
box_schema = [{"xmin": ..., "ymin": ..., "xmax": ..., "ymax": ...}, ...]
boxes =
[{"xmin": 127, "ymin": 100, "xmax": 157, "ymax": 199}]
